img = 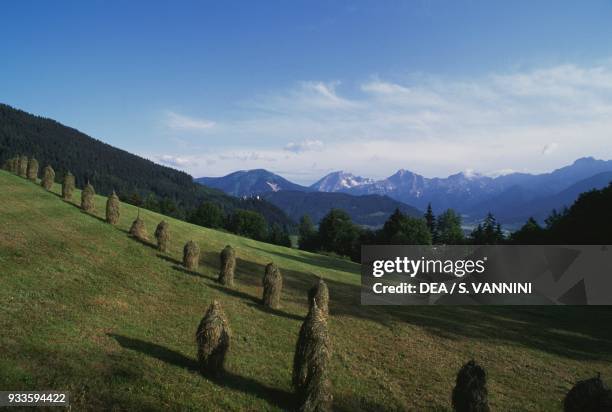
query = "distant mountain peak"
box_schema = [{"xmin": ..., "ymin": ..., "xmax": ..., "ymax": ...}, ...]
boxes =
[
  {"xmin": 196, "ymin": 169, "xmax": 310, "ymax": 197},
  {"xmin": 573, "ymin": 156, "xmax": 596, "ymax": 164},
  {"xmin": 310, "ymin": 171, "xmax": 373, "ymax": 192}
]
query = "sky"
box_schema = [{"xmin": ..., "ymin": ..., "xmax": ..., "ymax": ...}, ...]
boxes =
[{"xmin": 2, "ymin": 0, "xmax": 612, "ymax": 184}]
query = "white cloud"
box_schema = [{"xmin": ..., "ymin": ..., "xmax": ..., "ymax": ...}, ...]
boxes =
[
  {"xmin": 284, "ymin": 139, "xmax": 324, "ymax": 153},
  {"xmin": 542, "ymin": 142, "xmax": 559, "ymax": 155},
  {"xmin": 165, "ymin": 111, "xmax": 215, "ymax": 131},
  {"xmin": 155, "ymin": 154, "xmax": 197, "ymax": 168},
  {"xmin": 150, "ymin": 61, "xmax": 612, "ymax": 183}
]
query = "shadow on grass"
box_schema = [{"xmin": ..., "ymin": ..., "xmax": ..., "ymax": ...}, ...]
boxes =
[
  {"xmin": 128, "ymin": 235, "xmax": 158, "ymax": 250},
  {"xmin": 245, "ymin": 302, "xmax": 304, "ymax": 322},
  {"xmin": 250, "ymin": 245, "xmax": 359, "ymax": 274},
  {"xmin": 108, "ymin": 334, "xmax": 293, "ymax": 410},
  {"xmin": 171, "ymin": 265, "xmax": 211, "ymax": 279},
  {"xmin": 222, "ymin": 251, "xmax": 612, "ymax": 361},
  {"xmin": 206, "ymin": 283, "xmax": 261, "ymax": 305},
  {"xmin": 157, "ymin": 253, "xmax": 182, "ymax": 266}
]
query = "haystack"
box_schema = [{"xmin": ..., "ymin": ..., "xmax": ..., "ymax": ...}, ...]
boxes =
[
  {"xmin": 262, "ymin": 262, "xmax": 283, "ymax": 309},
  {"xmin": 154, "ymin": 221, "xmax": 170, "ymax": 252},
  {"xmin": 62, "ymin": 172, "xmax": 75, "ymax": 200},
  {"xmin": 7, "ymin": 157, "xmax": 18, "ymax": 173},
  {"xmin": 452, "ymin": 360, "xmax": 490, "ymax": 412},
  {"xmin": 81, "ymin": 183, "xmax": 96, "ymax": 212},
  {"xmin": 106, "ymin": 191, "xmax": 121, "ymax": 225},
  {"xmin": 292, "ymin": 301, "xmax": 333, "ymax": 412},
  {"xmin": 129, "ymin": 214, "xmax": 148, "ymax": 241},
  {"xmin": 564, "ymin": 374, "xmax": 612, "ymax": 412},
  {"xmin": 308, "ymin": 278, "xmax": 329, "ymax": 318},
  {"xmin": 195, "ymin": 300, "xmax": 231, "ymax": 376},
  {"xmin": 41, "ymin": 165, "xmax": 55, "ymax": 190},
  {"xmin": 26, "ymin": 158, "xmax": 39, "ymax": 181},
  {"xmin": 183, "ymin": 240, "xmax": 200, "ymax": 271},
  {"xmin": 218, "ymin": 245, "xmax": 236, "ymax": 286},
  {"xmin": 18, "ymin": 155, "xmax": 28, "ymax": 177}
]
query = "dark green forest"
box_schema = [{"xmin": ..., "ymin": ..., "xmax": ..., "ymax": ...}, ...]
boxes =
[
  {"xmin": 0, "ymin": 104, "xmax": 293, "ymax": 234},
  {"xmin": 299, "ymin": 183, "xmax": 612, "ymax": 262}
]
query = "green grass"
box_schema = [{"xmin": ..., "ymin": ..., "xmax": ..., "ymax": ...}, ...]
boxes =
[{"xmin": 1, "ymin": 169, "xmax": 611, "ymax": 411}]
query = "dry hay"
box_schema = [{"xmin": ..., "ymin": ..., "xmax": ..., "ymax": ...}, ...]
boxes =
[
  {"xmin": 195, "ymin": 300, "xmax": 231, "ymax": 377},
  {"xmin": 292, "ymin": 300, "xmax": 333, "ymax": 412},
  {"xmin": 4, "ymin": 157, "xmax": 18, "ymax": 173},
  {"xmin": 308, "ymin": 278, "xmax": 329, "ymax": 318},
  {"xmin": 452, "ymin": 360, "xmax": 490, "ymax": 412},
  {"xmin": 6, "ymin": 157, "xmax": 19, "ymax": 174},
  {"xmin": 154, "ymin": 220, "xmax": 170, "ymax": 252},
  {"xmin": 564, "ymin": 373, "xmax": 612, "ymax": 412},
  {"xmin": 26, "ymin": 157, "xmax": 39, "ymax": 181},
  {"xmin": 18, "ymin": 155, "xmax": 28, "ymax": 177},
  {"xmin": 218, "ymin": 245, "xmax": 236, "ymax": 286},
  {"xmin": 262, "ymin": 262, "xmax": 283, "ymax": 309},
  {"xmin": 183, "ymin": 240, "xmax": 200, "ymax": 271},
  {"xmin": 40, "ymin": 165, "xmax": 55, "ymax": 190},
  {"xmin": 2, "ymin": 157, "xmax": 16, "ymax": 172},
  {"xmin": 81, "ymin": 183, "xmax": 96, "ymax": 212},
  {"xmin": 106, "ymin": 191, "xmax": 121, "ymax": 225},
  {"xmin": 129, "ymin": 214, "xmax": 148, "ymax": 241},
  {"xmin": 62, "ymin": 172, "xmax": 75, "ymax": 200}
]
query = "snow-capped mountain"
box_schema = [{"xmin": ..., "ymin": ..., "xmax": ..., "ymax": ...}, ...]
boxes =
[
  {"xmin": 309, "ymin": 171, "xmax": 374, "ymax": 192},
  {"xmin": 344, "ymin": 157, "xmax": 612, "ymax": 222},
  {"xmin": 196, "ymin": 158, "xmax": 612, "ymax": 225}
]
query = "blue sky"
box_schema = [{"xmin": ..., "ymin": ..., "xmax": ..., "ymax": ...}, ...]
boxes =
[{"xmin": 2, "ymin": 1, "xmax": 612, "ymax": 183}]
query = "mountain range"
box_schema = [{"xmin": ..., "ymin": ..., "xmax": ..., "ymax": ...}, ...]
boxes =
[{"xmin": 198, "ymin": 157, "xmax": 612, "ymax": 227}]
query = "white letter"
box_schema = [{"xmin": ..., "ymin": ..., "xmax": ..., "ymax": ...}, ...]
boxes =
[{"xmin": 372, "ymin": 260, "xmax": 385, "ymax": 277}]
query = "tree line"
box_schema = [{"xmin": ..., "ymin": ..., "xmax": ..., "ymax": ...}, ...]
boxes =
[
  {"xmin": 297, "ymin": 182, "xmax": 612, "ymax": 262},
  {"xmin": 0, "ymin": 104, "xmax": 294, "ymax": 245}
]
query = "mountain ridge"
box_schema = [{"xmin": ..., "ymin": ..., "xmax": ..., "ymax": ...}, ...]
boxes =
[{"xmin": 197, "ymin": 157, "xmax": 612, "ymax": 225}]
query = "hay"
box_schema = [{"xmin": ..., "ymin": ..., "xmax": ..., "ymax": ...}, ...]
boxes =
[
  {"xmin": 18, "ymin": 156, "xmax": 28, "ymax": 177},
  {"xmin": 218, "ymin": 245, "xmax": 236, "ymax": 286},
  {"xmin": 62, "ymin": 172, "xmax": 75, "ymax": 200},
  {"xmin": 26, "ymin": 158, "xmax": 39, "ymax": 181},
  {"xmin": 195, "ymin": 300, "xmax": 231, "ymax": 377},
  {"xmin": 40, "ymin": 165, "xmax": 55, "ymax": 190},
  {"xmin": 154, "ymin": 221, "xmax": 170, "ymax": 252},
  {"xmin": 452, "ymin": 360, "xmax": 490, "ymax": 412},
  {"xmin": 3, "ymin": 157, "xmax": 17, "ymax": 173},
  {"xmin": 308, "ymin": 278, "xmax": 329, "ymax": 318},
  {"xmin": 6, "ymin": 157, "xmax": 18, "ymax": 173},
  {"xmin": 292, "ymin": 301, "xmax": 333, "ymax": 412},
  {"xmin": 183, "ymin": 240, "xmax": 200, "ymax": 271},
  {"xmin": 129, "ymin": 214, "xmax": 148, "ymax": 241},
  {"xmin": 81, "ymin": 183, "xmax": 96, "ymax": 212},
  {"xmin": 262, "ymin": 262, "xmax": 283, "ymax": 309},
  {"xmin": 564, "ymin": 374, "xmax": 612, "ymax": 412},
  {"xmin": 106, "ymin": 191, "xmax": 121, "ymax": 225}
]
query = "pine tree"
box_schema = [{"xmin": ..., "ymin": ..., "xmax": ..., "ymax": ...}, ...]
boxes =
[{"xmin": 424, "ymin": 203, "xmax": 436, "ymax": 240}]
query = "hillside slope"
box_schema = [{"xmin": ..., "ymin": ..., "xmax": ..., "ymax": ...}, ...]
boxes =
[
  {"xmin": 0, "ymin": 103, "xmax": 292, "ymax": 226},
  {"xmin": 1, "ymin": 170, "xmax": 611, "ymax": 411}
]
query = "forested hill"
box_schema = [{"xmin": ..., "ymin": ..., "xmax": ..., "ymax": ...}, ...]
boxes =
[{"xmin": 0, "ymin": 103, "xmax": 292, "ymax": 226}]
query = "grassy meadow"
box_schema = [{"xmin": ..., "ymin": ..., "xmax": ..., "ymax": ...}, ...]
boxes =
[{"xmin": 0, "ymin": 169, "xmax": 611, "ymax": 411}]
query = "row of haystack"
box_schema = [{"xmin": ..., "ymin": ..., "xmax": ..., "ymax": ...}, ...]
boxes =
[
  {"xmin": 3, "ymin": 155, "xmax": 80, "ymax": 205},
  {"xmin": 4, "ymin": 155, "xmax": 56, "ymax": 188},
  {"xmin": 5, "ymin": 157, "xmax": 609, "ymax": 411}
]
